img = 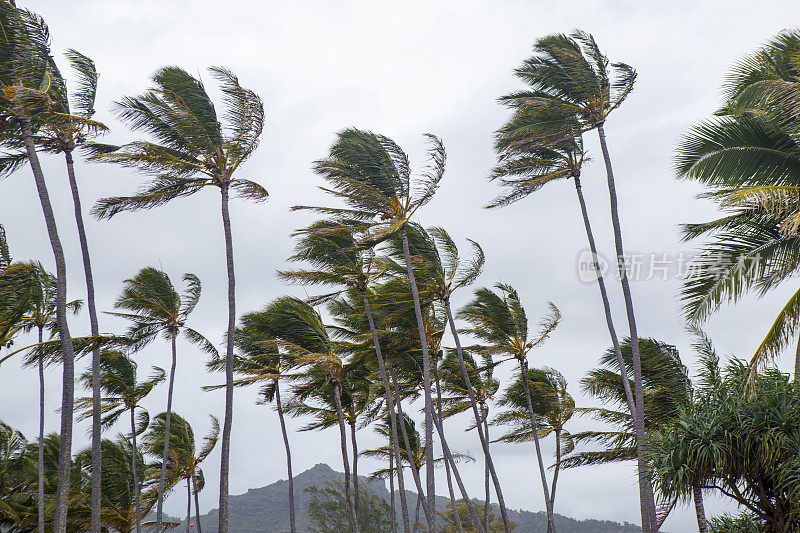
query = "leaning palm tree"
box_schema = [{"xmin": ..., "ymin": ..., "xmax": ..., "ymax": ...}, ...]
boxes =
[
  {"xmin": 90, "ymin": 66, "xmax": 266, "ymax": 533},
  {"xmin": 108, "ymin": 267, "xmax": 216, "ymax": 532},
  {"xmin": 458, "ymin": 284, "xmax": 560, "ymax": 533},
  {"xmin": 0, "ymin": 7, "xmax": 77, "ymax": 528},
  {"xmin": 493, "ymin": 367, "xmax": 574, "ymax": 521},
  {"xmin": 677, "ymin": 30, "xmax": 800, "ymax": 383},
  {"xmin": 75, "ymin": 350, "xmax": 164, "ymax": 533},
  {"xmin": 296, "ymin": 129, "xmax": 445, "ymax": 527},
  {"xmin": 497, "ymin": 30, "xmax": 655, "ymax": 531}
]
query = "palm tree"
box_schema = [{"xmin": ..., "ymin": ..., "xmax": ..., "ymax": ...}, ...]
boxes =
[
  {"xmin": 496, "ymin": 30, "xmax": 655, "ymax": 531},
  {"xmin": 17, "ymin": 265, "xmax": 80, "ymax": 533},
  {"xmin": 143, "ymin": 413, "xmax": 219, "ymax": 533},
  {"xmin": 0, "ymin": 225, "xmax": 38, "ymax": 349},
  {"xmin": 458, "ymin": 284, "xmax": 560, "ymax": 533},
  {"xmin": 0, "ymin": 7, "xmax": 78, "ymax": 528},
  {"xmin": 205, "ymin": 307, "xmax": 301, "ymax": 533},
  {"xmin": 108, "ymin": 267, "xmax": 216, "ymax": 532},
  {"xmin": 387, "ymin": 223, "xmax": 511, "ymax": 531},
  {"xmin": 297, "ymin": 129, "xmax": 445, "ymax": 528},
  {"xmin": 90, "ymin": 66, "xmax": 267, "ymax": 533},
  {"xmin": 560, "ymin": 337, "xmax": 700, "ymax": 531},
  {"xmin": 676, "ymin": 30, "xmax": 800, "ymax": 383},
  {"xmin": 493, "ymin": 368, "xmax": 574, "ymax": 521},
  {"xmin": 278, "ymin": 219, "xmax": 412, "ymax": 532},
  {"xmin": 75, "ymin": 350, "xmax": 164, "ymax": 533}
]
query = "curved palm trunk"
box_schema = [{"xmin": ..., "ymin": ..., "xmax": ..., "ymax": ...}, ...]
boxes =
[
  {"xmin": 333, "ymin": 382, "xmax": 359, "ymax": 533},
  {"xmin": 130, "ymin": 408, "xmax": 142, "ymax": 533},
  {"xmin": 186, "ymin": 478, "xmax": 192, "ymax": 533},
  {"xmin": 361, "ymin": 291, "xmax": 410, "ymax": 532},
  {"xmin": 389, "ymin": 365, "xmax": 432, "ymax": 524},
  {"xmin": 156, "ymin": 333, "xmax": 178, "ymax": 530},
  {"xmin": 218, "ymin": 182, "xmax": 237, "ymax": 533},
  {"xmin": 274, "ymin": 382, "xmax": 296, "ymax": 533},
  {"xmin": 693, "ymin": 484, "xmax": 707, "ymax": 533},
  {"xmin": 64, "ymin": 150, "xmax": 102, "ymax": 533},
  {"xmin": 444, "ymin": 299, "xmax": 511, "ymax": 532},
  {"xmin": 400, "ymin": 225, "xmax": 435, "ymax": 530},
  {"xmin": 596, "ymin": 125, "xmax": 658, "ymax": 532},
  {"xmin": 21, "ymin": 118, "xmax": 76, "ymax": 533},
  {"xmin": 193, "ymin": 474, "xmax": 202, "ymax": 533},
  {"xmin": 389, "ymin": 453, "xmax": 397, "ymax": 533},
  {"xmin": 483, "ymin": 414, "xmax": 490, "ymax": 533},
  {"xmin": 550, "ymin": 428, "xmax": 561, "ymax": 513},
  {"xmin": 37, "ymin": 327, "xmax": 45, "ymax": 533},
  {"xmin": 433, "ymin": 369, "xmax": 479, "ymax": 533},
  {"xmin": 413, "ymin": 495, "xmax": 421, "ymax": 533},
  {"xmin": 517, "ymin": 358, "xmax": 555, "ymax": 533},
  {"xmin": 350, "ymin": 421, "xmax": 360, "ymax": 517},
  {"xmin": 435, "ymin": 373, "xmax": 464, "ymax": 533}
]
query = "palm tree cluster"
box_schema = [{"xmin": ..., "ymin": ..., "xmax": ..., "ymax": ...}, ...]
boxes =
[{"xmin": 1, "ymin": 1, "xmax": 799, "ymax": 532}]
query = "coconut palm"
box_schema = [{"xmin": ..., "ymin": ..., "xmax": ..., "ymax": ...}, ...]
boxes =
[
  {"xmin": 458, "ymin": 284, "xmax": 560, "ymax": 532},
  {"xmin": 676, "ymin": 31, "xmax": 800, "ymax": 383},
  {"xmin": 205, "ymin": 307, "xmax": 301, "ymax": 533},
  {"xmin": 0, "ymin": 7, "xmax": 78, "ymax": 528},
  {"xmin": 386, "ymin": 223, "xmax": 510, "ymax": 531},
  {"xmin": 108, "ymin": 267, "xmax": 216, "ymax": 532},
  {"xmin": 560, "ymin": 337, "xmax": 701, "ymax": 531},
  {"xmin": 497, "ymin": 30, "xmax": 655, "ymax": 531},
  {"xmin": 493, "ymin": 368, "xmax": 574, "ymax": 520},
  {"xmin": 297, "ymin": 129, "xmax": 445, "ymax": 527},
  {"xmin": 90, "ymin": 66, "xmax": 266, "ymax": 533},
  {"xmin": 278, "ymin": 219, "xmax": 413, "ymax": 532},
  {"xmin": 75, "ymin": 350, "xmax": 164, "ymax": 533}
]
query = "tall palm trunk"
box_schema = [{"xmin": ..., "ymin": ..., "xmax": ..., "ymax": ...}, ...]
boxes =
[
  {"xmin": 21, "ymin": 118, "xmax": 76, "ymax": 533},
  {"xmin": 389, "ymin": 453, "xmax": 397, "ymax": 533},
  {"xmin": 693, "ymin": 484, "xmax": 707, "ymax": 533},
  {"xmin": 389, "ymin": 365, "xmax": 432, "ymax": 524},
  {"xmin": 350, "ymin": 421, "xmax": 360, "ymax": 517},
  {"xmin": 64, "ymin": 149, "xmax": 102, "ymax": 533},
  {"xmin": 517, "ymin": 358, "xmax": 555, "ymax": 533},
  {"xmin": 550, "ymin": 428, "xmax": 561, "ymax": 512},
  {"xmin": 435, "ymin": 371, "xmax": 464, "ymax": 533},
  {"xmin": 361, "ymin": 291, "xmax": 410, "ymax": 532},
  {"xmin": 193, "ymin": 474, "xmax": 202, "ymax": 533},
  {"xmin": 333, "ymin": 382, "xmax": 359, "ymax": 533},
  {"xmin": 274, "ymin": 382, "xmax": 296, "ymax": 533},
  {"xmin": 443, "ymin": 299, "xmax": 511, "ymax": 532},
  {"xmin": 433, "ymin": 369, "xmax": 480, "ymax": 533},
  {"xmin": 483, "ymin": 412, "xmax": 490, "ymax": 533},
  {"xmin": 37, "ymin": 326, "xmax": 45, "ymax": 533},
  {"xmin": 130, "ymin": 408, "xmax": 142, "ymax": 533},
  {"xmin": 156, "ymin": 333, "xmax": 178, "ymax": 530},
  {"xmin": 795, "ymin": 336, "xmax": 800, "ymax": 381},
  {"xmin": 596, "ymin": 124, "xmax": 658, "ymax": 532},
  {"xmin": 400, "ymin": 225, "xmax": 435, "ymax": 530},
  {"xmin": 186, "ymin": 478, "xmax": 192, "ymax": 533},
  {"xmin": 218, "ymin": 181, "xmax": 237, "ymax": 533}
]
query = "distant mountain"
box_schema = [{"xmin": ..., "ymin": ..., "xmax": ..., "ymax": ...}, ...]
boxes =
[{"xmin": 184, "ymin": 463, "xmax": 640, "ymax": 532}]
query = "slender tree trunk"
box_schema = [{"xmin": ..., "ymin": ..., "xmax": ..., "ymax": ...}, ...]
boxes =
[
  {"xmin": 350, "ymin": 421, "xmax": 360, "ymax": 518},
  {"xmin": 218, "ymin": 182, "xmax": 237, "ymax": 533},
  {"xmin": 518, "ymin": 358, "xmax": 555, "ymax": 533},
  {"xmin": 596, "ymin": 125, "xmax": 658, "ymax": 532},
  {"xmin": 64, "ymin": 150, "xmax": 102, "ymax": 533},
  {"xmin": 362, "ymin": 291, "xmax": 410, "ymax": 533},
  {"xmin": 483, "ymin": 412, "xmax": 490, "ymax": 533},
  {"xmin": 413, "ymin": 494, "xmax": 421, "ymax": 533},
  {"xmin": 186, "ymin": 478, "xmax": 192, "ymax": 533},
  {"xmin": 334, "ymin": 383, "xmax": 359, "ymax": 533},
  {"xmin": 21, "ymin": 118, "xmax": 76, "ymax": 533},
  {"xmin": 156, "ymin": 333, "xmax": 178, "ymax": 530},
  {"xmin": 193, "ymin": 474, "xmax": 202, "ymax": 533},
  {"xmin": 436, "ymin": 373, "xmax": 464, "ymax": 533},
  {"xmin": 389, "ymin": 365, "xmax": 432, "ymax": 523},
  {"xmin": 130, "ymin": 408, "xmax": 142, "ymax": 533},
  {"xmin": 444, "ymin": 299, "xmax": 511, "ymax": 532},
  {"xmin": 550, "ymin": 429, "xmax": 561, "ymax": 513},
  {"xmin": 795, "ymin": 335, "xmax": 800, "ymax": 381},
  {"xmin": 275, "ymin": 382, "xmax": 296, "ymax": 533},
  {"xmin": 389, "ymin": 453, "xmax": 397, "ymax": 533},
  {"xmin": 693, "ymin": 484, "xmax": 707, "ymax": 533},
  {"xmin": 400, "ymin": 225, "xmax": 435, "ymax": 531},
  {"xmin": 37, "ymin": 326, "xmax": 45, "ymax": 533},
  {"xmin": 433, "ymin": 370, "xmax": 480, "ymax": 533}
]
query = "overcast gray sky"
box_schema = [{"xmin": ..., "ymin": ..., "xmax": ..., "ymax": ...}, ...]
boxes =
[{"xmin": 2, "ymin": 1, "xmax": 799, "ymax": 530}]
